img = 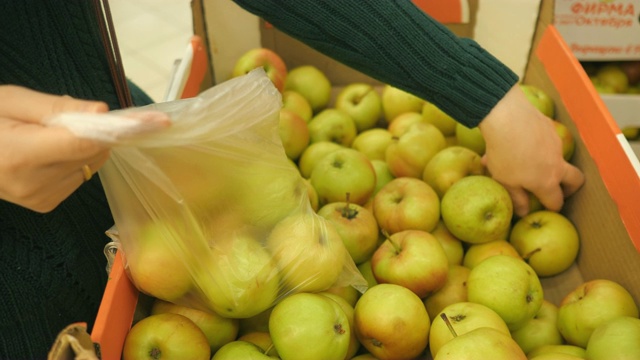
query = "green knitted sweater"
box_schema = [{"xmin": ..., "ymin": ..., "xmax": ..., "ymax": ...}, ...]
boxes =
[{"xmin": 0, "ymin": 0, "xmax": 517, "ymax": 357}]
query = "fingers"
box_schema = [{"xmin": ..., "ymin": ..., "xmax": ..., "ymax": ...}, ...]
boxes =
[
  {"xmin": 560, "ymin": 162, "xmax": 586, "ymax": 198},
  {"xmin": 507, "ymin": 186, "xmax": 532, "ymax": 219}
]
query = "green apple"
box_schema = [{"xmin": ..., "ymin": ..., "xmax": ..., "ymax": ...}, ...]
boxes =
[
  {"xmin": 211, "ymin": 340, "xmax": 277, "ymax": 360},
  {"xmin": 265, "ymin": 212, "xmax": 354, "ymax": 293},
  {"xmin": 302, "ymin": 177, "xmax": 319, "ymax": 212},
  {"xmin": 298, "ymin": 141, "xmax": 344, "ymax": 178},
  {"xmin": 553, "ymin": 120, "xmax": 576, "ymax": 161},
  {"xmin": 595, "ymin": 63, "xmax": 629, "ymax": 93},
  {"xmin": 372, "ymin": 177, "xmax": 440, "ymax": 235},
  {"xmin": 467, "ymin": 255, "xmax": 544, "ymax": 331},
  {"xmin": 441, "ymin": 175, "xmax": 513, "ymax": 244},
  {"xmin": 510, "ymin": 299, "xmax": 564, "ymax": 355},
  {"xmin": 370, "ymin": 159, "xmax": 395, "ymax": 196},
  {"xmin": 310, "ymin": 147, "xmax": 377, "ymax": 206},
  {"xmin": 324, "ymin": 284, "xmax": 361, "ymax": 308},
  {"xmin": 335, "ymin": 83, "xmax": 383, "ymax": 132},
  {"xmin": 585, "ymin": 316, "xmax": 640, "ymax": 360},
  {"xmin": 422, "ymin": 145, "xmax": 485, "ymax": 198},
  {"xmin": 509, "ymin": 210, "xmax": 580, "ymax": 277},
  {"xmin": 308, "ymin": 108, "xmax": 358, "ymax": 147},
  {"xmin": 354, "ymin": 283, "xmax": 430, "ymax": 360},
  {"xmin": 381, "ymin": 84, "xmax": 425, "ymax": 124},
  {"xmin": 319, "ymin": 292, "xmax": 361, "ymax": 359},
  {"xmin": 557, "ymin": 279, "xmax": 640, "ymax": 348},
  {"xmin": 527, "ymin": 344, "xmax": 587, "ymax": 359},
  {"xmin": 590, "ymin": 76, "xmax": 617, "ymax": 94},
  {"xmin": 434, "ymin": 326, "xmax": 527, "ymax": 360},
  {"xmin": 232, "ymin": 47, "xmax": 287, "ymax": 92},
  {"xmin": 422, "ymin": 101, "xmax": 458, "ymax": 136},
  {"xmin": 455, "ymin": 123, "xmax": 486, "ymax": 155},
  {"xmin": 520, "ymin": 84, "xmax": 555, "ymax": 118},
  {"xmin": 282, "ymin": 90, "xmax": 313, "ymax": 123},
  {"xmin": 236, "ymin": 332, "xmax": 278, "ymax": 358},
  {"xmin": 385, "ymin": 122, "xmax": 446, "ymax": 178},
  {"xmin": 351, "ymin": 128, "xmax": 394, "ymax": 161},
  {"xmin": 123, "ymin": 313, "xmax": 210, "ymax": 360},
  {"xmin": 357, "ymin": 259, "xmax": 378, "ymax": 289},
  {"xmin": 423, "ymin": 265, "xmax": 471, "ymax": 322},
  {"xmin": 317, "ymin": 201, "xmax": 379, "ymax": 265},
  {"xmin": 279, "ymin": 108, "xmax": 310, "ymax": 161},
  {"xmin": 462, "ymin": 240, "xmax": 522, "ymax": 270},
  {"xmin": 269, "ymin": 292, "xmax": 351, "ymax": 360},
  {"xmin": 386, "ymin": 111, "xmax": 425, "ymax": 137},
  {"xmin": 151, "ymin": 299, "xmax": 239, "ymax": 354},
  {"xmin": 430, "ymin": 220, "xmax": 464, "ymax": 266},
  {"xmin": 371, "ymin": 229, "xmax": 449, "ymax": 298},
  {"xmin": 429, "ymin": 301, "xmax": 511, "ymax": 358},
  {"xmin": 284, "ymin": 65, "xmax": 332, "ymax": 112},
  {"xmin": 197, "ymin": 233, "xmax": 280, "ymax": 318}
]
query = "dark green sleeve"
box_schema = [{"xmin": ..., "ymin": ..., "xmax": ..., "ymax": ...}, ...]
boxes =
[{"xmin": 231, "ymin": 0, "xmax": 519, "ymax": 127}]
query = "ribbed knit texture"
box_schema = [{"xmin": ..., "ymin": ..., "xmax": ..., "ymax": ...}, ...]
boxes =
[
  {"xmin": 232, "ymin": 0, "xmax": 519, "ymax": 127},
  {"xmin": 0, "ymin": 1, "xmax": 152, "ymax": 358}
]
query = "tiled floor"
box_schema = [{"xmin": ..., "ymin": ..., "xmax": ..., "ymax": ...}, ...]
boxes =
[{"xmin": 109, "ymin": 0, "xmax": 195, "ymax": 103}]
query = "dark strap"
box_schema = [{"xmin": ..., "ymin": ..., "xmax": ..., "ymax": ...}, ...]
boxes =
[{"xmin": 93, "ymin": 0, "xmax": 133, "ymax": 108}]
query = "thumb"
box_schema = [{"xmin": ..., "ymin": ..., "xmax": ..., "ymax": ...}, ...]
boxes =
[{"xmin": 0, "ymin": 85, "xmax": 108, "ymax": 124}]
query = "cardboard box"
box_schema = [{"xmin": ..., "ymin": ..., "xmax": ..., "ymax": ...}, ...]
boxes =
[{"xmin": 90, "ymin": 1, "xmax": 640, "ymax": 358}]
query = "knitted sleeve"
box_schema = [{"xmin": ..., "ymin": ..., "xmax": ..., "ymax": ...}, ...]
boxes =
[{"xmin": 231, "ymin": 0, "xmax": 519, "ymax": 127}]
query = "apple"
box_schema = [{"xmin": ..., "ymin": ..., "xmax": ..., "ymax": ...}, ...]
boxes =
[
  {"xmin": 351, "ymin": 127, "xmax": 394, "ymax": 161},
  {"xmin": 211, "ymin": 340, "xmax": 277, "ymax": 360},
  {"xmin": 595, "ymin": 63, "xmax": 629, "ymax": 93},
  {"xmin": 385, "ymin": 122, "xmax": 446, "ymax": 178},
  {"xmin": 357, "ymin": 259, "xmax": 378, "ymax": 289},
  {"xmin": 232, "ymin": 48, "xmax": 287, "ymax": 92},
  {"xmin": 429, "ymin": 301, "xmax": 511, "ymax": 358},
  {"xmin": 527, "ymin": 344, "xmax": 587, "ymax": 359},
  {"xmin": 335, "ymin": 82, "xmax": 383, "ymax": 132},
  {"xmin": 528, "ymin": 353, "xmax": 586, "ymax": 360},
  {"xmin": 510, "ymin": 299, "xmax": 564, "ymax": 355},
  {"xmin": 433, "ymin": 326, "xmax": 527, "ymax": 360},
  {"xmin": 317, "ymin": 201, "xmax": 380, "ymax": 265},
  {"xmin": 282, "ymin": 90, "xmax": 313, "ymax": 123},
  {"xmin": 269, "ymin": 292, "xmax": 351, "ymax": 360},
  {"xmin": 354, "ymin": 283, "xmax": 430, "ymax": 360},
  {"xmin": 370, "ymin": 159, "xmax": 395, "ymax": 196},
  {"xmin": 423, "ymin": 265, "xmax": 471, "ymax": 322},
  {"xmin": 319, "ymin": 292, "xmax": 361, "ymax": 359},
  {"xmin": 123, "ymin": 313, "xmax": 210, "ymax": 360},
  {"xmin": 371, "ymin": 229, "xmax": 449, "ymax": 298},
  {"xmin": 284, "ymin": 65, "xmax": 332, "ymax": 112},
  {"xmin": 324, "ymin": 284, "xmax": 361, "ymax": 308},
  {"xmin": 236, "ymin": 332, "xmax": 279, "ymax": 358},
  {"xmin": 298, "ymin": 141, "xmax": 344, "ymax": 178},
  {"xmin": 302, "ymin": 177, "xmax": 319, "ymax": 212},
  {"xmin": 557, "ymin": 279, "xmax": 639, "ymax": 348},
  {"xmin": 430, "ymin": 220, "xmax": 464, "ymax": 266},
  {"xmin": 278, "ymin": 108, "xmax": 310, "ymax": 160},
  {"xmin": 520, "ymin": 84, "xmax": 555, "ymax": 118},
  {"xmin": 381, "ymin": 84, "xmax": 425, "ymax": 124},
  {"xmin": 196, "ymin": 233, "xmax": 280, "ymax": 319},
  {"xmin": 125, "ymin": 221, "xmax": 193, "ymax": 303},
  {"xmin": 151, "ymin": 299, "xmax": 239, "ymax": 354},
  {"xmin": 265, "ymin": 212, "xmax": 353, "ymax": 293},
  {"xmin": 455, "ymin": 123, "xmax": 486, "ymax": 155},
  {"xmin": 585, "ymin": 316, "xmax": 640, "ymax": 360},
  {"xmin": 422, "ymin": 101, "xmax": 458, "ymax": 136},
  {"xmin": 553, "ymin": 120, "xmax": 576, "ymax": 161},
  {"xmin": 509, "ymin": 210, "xmax": 580, "ymax": 277},
  {"xmin": 441, "ymin": 175, "xmax": 513, "ymax": 245},
  {"xmin": 386, "ymin": 111, "xmax": 424, "ymax": 137},
  {"xmin": 623, "ymin": 126, "xmax": 640, "ymax": 139},
  {"xmin": 372, "ymin": 177, "xmax": 440, "ymax": 235},
  {"xmin": 308, "ymin": 108, "xmax": 358, "ymax": 147},
  {"xmin": 310, "ymin": 147, "xmax": 377, "ymax": 207},
  {"xmin": 467, "ymin": 255, "xmax": 544, "ymax": 331},
  {"xmin": 590, "ymin": 76, "xmax": 617, "ymax": 94},
  {"xmin": 422, "ymin": 145, "xmax": 485, "ymax": 199},
  {"xmin": 462, "ymin": 240, "xmax": 522, "ymax": 270}
]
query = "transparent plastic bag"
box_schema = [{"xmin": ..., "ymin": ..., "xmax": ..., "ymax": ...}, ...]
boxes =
[{"xmin": 46, "ymin": 69, "xmax": 367, "ymax": 318}]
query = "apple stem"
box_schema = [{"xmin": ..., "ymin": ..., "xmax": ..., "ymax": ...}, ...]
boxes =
[
  {"xmin": 264, "ymin": 343, "xmax": 275, "ymax": 356},
  {"xmin": 341, "ymin": 193, "xmax": 359, "ymax": 219},
  {"xmin": 440, "ymin": 313, "xmax": 458, "ymax": 338},
  {"xmin": 522, "ymin": 247, "xmax": 542, "ymax": 261},
  {"xmin": 354, "ymin": 87, "xmax": 375, "ymax": 104}
]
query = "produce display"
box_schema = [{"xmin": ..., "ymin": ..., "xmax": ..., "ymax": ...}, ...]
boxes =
[{"xmin": 120, "ymin": 48, "xmax": 640, "ymax": 360}]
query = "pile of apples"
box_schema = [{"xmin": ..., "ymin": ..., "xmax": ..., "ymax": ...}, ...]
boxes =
[{"xmin": 120, "ymin": 48, "xmax": 640, "ymax": 360}]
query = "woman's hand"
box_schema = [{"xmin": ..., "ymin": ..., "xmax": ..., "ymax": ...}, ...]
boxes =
[
  {"xmin": 478, "ymin": 84, "xmax": 585, "ymax": 218},
  {"xmin": 0, "ymin": 85, "xmax": 113, "ymax": 212}
]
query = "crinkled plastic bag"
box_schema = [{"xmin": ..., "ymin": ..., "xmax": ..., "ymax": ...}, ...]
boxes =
[{"xmin": 46, "ymin": 69, "xmax": 367, "ymax": 318}]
